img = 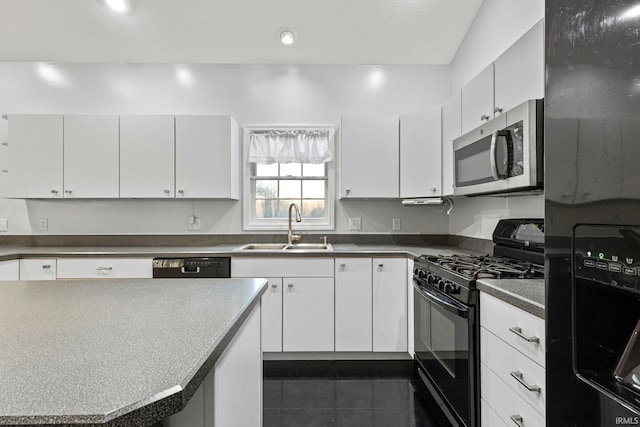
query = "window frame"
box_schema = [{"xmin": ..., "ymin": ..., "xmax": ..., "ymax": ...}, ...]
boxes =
[{"xmin": 242, "ymin": 124, "xmax": 335, "ymax": 231}]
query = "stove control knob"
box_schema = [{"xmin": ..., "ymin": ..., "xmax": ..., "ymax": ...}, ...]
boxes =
[
  {"xmin": 414, "ymin": 268, "xmax": 420, "ymax": 276},
  {"xmin": 444, "ymin": 283, "xmax": 454, "ymax": 294},
  {"xmin": 450, "ymin": 285, "xmax": 461, "ymax": 294},
  {"xmin": 438, "ymin": 279, "xmax": 446, "ymax": 291},
  {"xmin": 418, "ymin": 270, "xmax": 426, "ymax": 279}
]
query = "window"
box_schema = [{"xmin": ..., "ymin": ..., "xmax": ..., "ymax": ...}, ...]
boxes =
[{"xmin": 243, "ymin": 125, "xmax": 335, "ymax": 231}]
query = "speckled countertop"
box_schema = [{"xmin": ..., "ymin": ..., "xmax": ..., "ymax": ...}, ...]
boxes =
[
  {"xmin": 0, "ymin": 278, "xmax": 267, "ymax": 426},
  {"xmin": 476, "ymin": 278, "xmax": 545, "ymax": 319},
  {"xmin": 0, "ymin": 243, "xmax": 480, "ymax": 261}
]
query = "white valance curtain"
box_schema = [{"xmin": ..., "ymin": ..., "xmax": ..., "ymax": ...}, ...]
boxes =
[{"xmin": 248, "ymin": 129, "xmax": 333, "ymax": 164}]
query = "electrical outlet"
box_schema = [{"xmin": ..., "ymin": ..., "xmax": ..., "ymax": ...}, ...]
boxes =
[
  {"xmin": 392, "ymin": 218, "xmax": 401, "ymax": 231},
  {"xmin": 188, "ymin": 216, "xmax": 201, "ymax": 230},
  {"xmin": 0, "ymin": 219, "xmax": 7, "ymax": 232},
  {"xmin": 348, "ymin": 217, "xmax": 362, "ymax": 230},
  {"xmin": 39, "ymin": 219, "xmax": 48, "ymax": 232}
]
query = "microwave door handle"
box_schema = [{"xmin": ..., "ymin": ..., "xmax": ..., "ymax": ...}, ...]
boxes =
[{"xmin": 490, "ymin": 130, "xmax": 500, "ymax": 180}]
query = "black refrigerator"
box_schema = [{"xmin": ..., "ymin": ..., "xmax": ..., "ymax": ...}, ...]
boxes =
[{"xmin": 546, "ymin": 0, "xmax": 640, "ymax": 425}]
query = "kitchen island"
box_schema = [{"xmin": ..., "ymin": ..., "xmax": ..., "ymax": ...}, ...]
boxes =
[{"xmin": 0, "ymin": 278, "xmax": 266, "ymax": 427}]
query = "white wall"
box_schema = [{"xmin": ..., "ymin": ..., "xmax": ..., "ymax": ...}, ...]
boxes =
[
  {"xmin": 449, "ymin": 0, "xmax": 544, "ymax": 94},
  {"xmin": 0, "ymin": 63, "xmax": 451, "ymax": 235},
  {"xmin": 446, "ymin": 0, "xmax": 545, "ymax": 240}
]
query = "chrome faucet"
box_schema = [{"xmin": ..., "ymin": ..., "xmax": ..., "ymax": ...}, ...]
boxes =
[{"xmin": 287, "ymin": 203, "xmax": 302, "ymax": 245}]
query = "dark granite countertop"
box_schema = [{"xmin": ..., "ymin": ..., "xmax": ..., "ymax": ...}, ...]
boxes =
[
  {"xmin": 0, "ymin": 278, "xmax": 267, "ymax": 426},
  {"xmin": 477, "ymin": 278, "xmax": 545, "ymax": 319},
  {"xmin": 0, "ymin": 243, "xmax": 482, "ymax": 261}
]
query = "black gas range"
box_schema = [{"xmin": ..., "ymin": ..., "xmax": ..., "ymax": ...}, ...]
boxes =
[{"xmin": 413, "ymin": 219, "xmax": 544, "ymax": 427}]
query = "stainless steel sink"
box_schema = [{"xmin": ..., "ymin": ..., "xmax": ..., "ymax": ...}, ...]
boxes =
[
  {"xmin": 234, "ymin": 243, "xmax": 289, "ymax": 251},
  {"xmin": 283, "ymin": 243, "xmax": 333, "ymax": 251},
  {"xmin": 234, "ymin": 243, "xmax": 332, "ymax": 251}
]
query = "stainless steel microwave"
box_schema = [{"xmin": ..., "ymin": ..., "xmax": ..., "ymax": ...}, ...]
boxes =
[{"xmin": 453, "ymin": 99, "xmax": 543, "ymax": 196}]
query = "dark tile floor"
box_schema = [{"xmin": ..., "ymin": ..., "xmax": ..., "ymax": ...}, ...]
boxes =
[{"xmin": 263, "ymin": 362, "xmax": 440, "ymax": 427}]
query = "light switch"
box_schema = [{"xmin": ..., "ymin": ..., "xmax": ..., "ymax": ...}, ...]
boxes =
[
  {"xmin": 348, "ymin": 217, "xmax": 362, "ymax": 230},
  {"xmin": 392, "ymin": 218, "xmax": 401, "ymax": 231}
]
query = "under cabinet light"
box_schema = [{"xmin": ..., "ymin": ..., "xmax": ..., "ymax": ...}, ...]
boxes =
[{"xmin": 105, "ymin": 0, "xmax": 130, "ymax": 13}]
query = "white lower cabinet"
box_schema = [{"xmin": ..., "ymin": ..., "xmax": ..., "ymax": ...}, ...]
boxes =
[
  {"xmin": 481, "ymin": 398, "xmax": 508, "ymax": 427},
  {"xmin": 335, "ymin": 258, "xmax": 372, "ymax": 351},
  {"xmin": 0, "ymin": 259, "xmax": 20, "ymax": 280},
  {"xmin": 231, "ymin": 257, "xmax": 334, "ymax": 353},
  {"xmin": 165, "ymin": 303, "xmax": 262, "ymax": 427},
  {"xmin": 261, "ymin": 278, "xmax": 283, "ymax": 352},
  {"xmin": 232, "ymin": 256, "xmax": 410, "ymax": 355},
  {"xmin": 19, "ymin": 259, "xmax": 57, "ymax": 280},
  {"xmin": 480, "ymin": 292, "xmax": 546, "ymax": 426},
  {"xmin": 283, "ymin": 277, "xmax": 334, "ymax": 352},
  {"xmin": 373, "ymin": 258, "xmax": 408, "ymax": 352},
  {"xmin": 56, "ymin": 258, "xmax": 153, "ymax": 279}
]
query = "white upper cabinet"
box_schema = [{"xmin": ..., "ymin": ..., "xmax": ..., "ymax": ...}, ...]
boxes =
[
  {"xmin": 340, "ymin": 115, "xmax": 399, "ymax": 198},
  {"xmin": 461, "ymin": 64, "xmax": 495, "ymax": 134},
  {"xmin": 63, "ymin": 115, "xmax": 119, "ymax": 198},
  {"xmin": 442, "ymin": 92, "xmax": 462, "ymax": 197},
  {"xmin": 120, "ymin": 115, "xmax": 175, "ymax": 198},
  {"xmin": 400, "ymin": 106, "xmax": 442, "ymax": 198},
  {"xmin": 175, "ymin": 115, "xmax": 239, "ymax": 199},
  {"xmin": 494, "ymin": 20, "xmax": 545, "ymax": 115},
  {"xmin": 6, "ymin": 114, "xmax": 63, "ymax": 198}
]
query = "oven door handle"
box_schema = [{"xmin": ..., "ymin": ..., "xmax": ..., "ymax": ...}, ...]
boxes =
[{"xmin": 415, "ymin": 284, "xmax": 469, "ymax": 318}]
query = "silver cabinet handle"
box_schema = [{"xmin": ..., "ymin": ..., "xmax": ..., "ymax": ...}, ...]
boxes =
[
  {"xmin": 340, "ymin": 263, "xmax": 346, "ymax": 268},
  {"xmin": 429, "ymin": 187, "xmax": 437, "ymax": 192},
  {"xmin": 494, "ymin": 106, "xmax": 504, "ymax": 114},
  {"xmin": 64, "ymin": 190, "xmax": 72, "ymax": 194},
  {"xmin": 51, "ymin": 189, "xmax": 59, "ymax": 194},
  {"xmin": 1, "ymin": 169, "xmax": 7, "ymax": 173},
  {"xmin": 178, "ymin": 189, "xmax": 184, "ymax": 195},
  {"xmin": 480, "ymin": 114, "xmax": 490, "ymax": 121},
  {"xmin": 345, "ymin": 189, "xmax": 351, "ymax": 196},
  {"xmin": 164, "ymin": 189, "xmax": 171, "ymax": 195},
  {"xmin": 1, "ymin": 142, "xmax": 8, "ymax": 146},
  {"xmin": 287, "ymin": 283, "xmax": 293, "ymax": 288},
  {"xmin": 510, "ymin": 415, "xmax": 524, "ymax": 427},
  {"xmin": 96, "ymin": 267, "xmax": 113, "ymax": 271},
  {"xmin": 42, "ymin": 264, "xmax": 51, "ymax": 269},
  {"xmin": 271, "ymin": 283, "xmax": 277, "ymax": 288},
  {"xmin": 509, "ymin": 326, "xmax": 540, "ymax": 343},
  {"xmin": 510, "ymin": 371, "xmax": 541, "ymax": 393}
]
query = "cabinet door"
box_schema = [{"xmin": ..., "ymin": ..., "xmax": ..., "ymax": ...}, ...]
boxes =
[
  {"xmin": 400, "ymin": 107, "xmax": 442, "ymax": 198},
  {"xmin": 6, "ymin": 114, "xmax": 63, "ymax": 198},
  {"xmin": 373, "ymin": 258, "xmax": 407, "ymax": 352},
  {"xmin": 335, "ymin": 258, "xmax": 372, "ymax": 352},
  {"xmin": 340, "ymin": 115, "xmax": 399, "ymax": 198},
  {"xmin": 0, "ymin": 259, "xmax": 20, "ymax": 280},
  {"xmin": 283, "ymin": 277, "xmax": 334, "ymax": 352},
  {"xmin": 441, "ymin": 92, "xmax": 461, "ymax": 197},
  {"xmin": 175, "ymin": 115, "xmax": 240, "ymax": 199},
  {"xmin": 19, "ymin": 259, "xmax": 56, "ymax": 280},
  {"xmin": 461, "ymin": 64, "xmax": 494, "ymax": 134},
  {"xmin": 261, "ymin": 277, "xmax": 283, "ymax": 352},
  {"xmin": 120, "ymin": 115, "xmax": 175, "ymax": 198},
  {"xmin": 494, "ymin": 20, "xmax": 545, "ymax": 115},
  {"xmin": 64, "ymin": 115, "xmax": 119, "ymax": 198}
]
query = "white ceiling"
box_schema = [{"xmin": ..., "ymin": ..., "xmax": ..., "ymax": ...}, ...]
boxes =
[{"xmin": 0, "ymin": 0, "xmax": 483, "ymax": 64}]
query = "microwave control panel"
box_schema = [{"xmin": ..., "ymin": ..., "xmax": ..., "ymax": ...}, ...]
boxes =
[{"xmin": 574, "ymin": 224, "xmax": 640, "ymax": 293}]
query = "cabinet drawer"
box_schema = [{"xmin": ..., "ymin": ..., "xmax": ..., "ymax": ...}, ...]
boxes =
[
  {"xmin": 57, "ymin": 258, "xmax": 152, "ymax": 279},
  {"xmin": 480, "ymin": 292, "xmax": 545, "ymax": 367},
  {"xmin": 480, "ymin": 398, "xmax": 508, "ymax": 427},
  {"xmin": 481, "ymin": 363, "xmax": 545, "ymax": 427},
  {"xmin": 481, "ymin": 327, "xmax": 545, "ymax": 416},
  {"xmin": 20, "ymin": 259, "xmax": 57, "ymax": 280},
  {"xmin": 231, "ymin": 257, "xmax": 334, "ymax": 278},
  {"xmin": 0, "ymin": 259, "xmax": 20, "ymax": 280}
]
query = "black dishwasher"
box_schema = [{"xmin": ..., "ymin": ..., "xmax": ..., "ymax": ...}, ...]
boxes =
[{"xmin": 152, "ymin": 257, "xmax": 231, "ymax": 278}]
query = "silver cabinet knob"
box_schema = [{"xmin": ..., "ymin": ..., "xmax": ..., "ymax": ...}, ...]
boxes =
[
  {"xmin": 287, "ymin": 283, "xmax": 293, "ymax": 288},
  {"xmin": 480, "ymin": 114, "xmax": 490, "ymax": 121},
  {"xmin": 271, "ymin": 284, "xmax": 277, "ymax": 288},
  {"xmin": 429, "ymin": 187, "xmax": 437, "ymax": 192},
  {"xmin": 50, "ymin": 189, "xmax": 59, "ymax": 194},
  {"xmin": 494, "ymin": 106, "xmax": 503, "ymax": 114},
  {"xmin": 164, "ymin": 189, "xmax": 171, "ymax": 195},
  {"xmin": 345, "ymin": 189, "xmax": 351, "ymax": 196},
  {"xmin": 178, "ymin": 189, "xmax": 184, "ymax": 195},
  {"xmin": 64, "ymin": 190, "xmax": 72, "ymax": 194},
  {"xmin": 42, "ymin": 264, "xmax": 51, "ymax": 269}
]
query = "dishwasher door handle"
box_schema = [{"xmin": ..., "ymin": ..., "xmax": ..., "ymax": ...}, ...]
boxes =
[{"xmin": 181, "ymin": 266, "xmax": 201, "ymax": 274}]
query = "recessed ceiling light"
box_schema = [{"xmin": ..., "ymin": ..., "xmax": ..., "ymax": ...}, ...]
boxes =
[
  {"xmin": 105, "ymin": 0, "xmax": 130, "ymax": 13},
  {"xmin": 280, "ymin": 31, "xmax": 296, "ymax": 46}
]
